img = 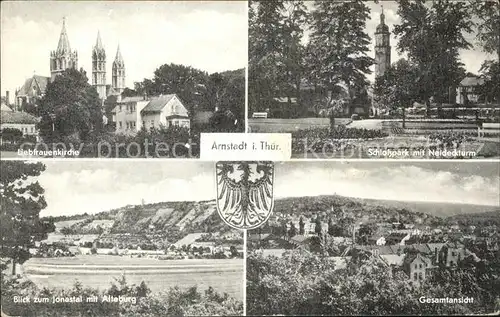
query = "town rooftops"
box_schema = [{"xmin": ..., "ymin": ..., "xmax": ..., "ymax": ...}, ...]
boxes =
[
  {"xmin": 141, "ymin": 94, "xmax": 176, "ymax": 113},
  {"xmin": 1, "ymin": 111, "xmax": 39, "ymax": 124},
  {"xmin": 248, "ymin": 233, "xmax": 271, "ymax": 241}
]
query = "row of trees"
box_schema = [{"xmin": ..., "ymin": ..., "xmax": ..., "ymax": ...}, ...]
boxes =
[
  {"xmin": 249, "ymin": 0, "xmax": 500, "ymax": 118},
  {"xmin": 249, "ymin": 0, "xmax": 373, "ymax": 116}
]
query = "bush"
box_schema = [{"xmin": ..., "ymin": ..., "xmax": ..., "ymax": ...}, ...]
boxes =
[{"xmin": 1, "ymin": 272, "xmax": 243, "ymax": 317}]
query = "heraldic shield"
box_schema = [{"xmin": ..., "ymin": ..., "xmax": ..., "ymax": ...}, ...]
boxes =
[{"xmin": 215, "ymin": 161, "xmax": 275, "ymax": 230}]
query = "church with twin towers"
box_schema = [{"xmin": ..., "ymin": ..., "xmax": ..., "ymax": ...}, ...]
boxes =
[
  {"xmin": 15, "ymin": 18, "xmax": 126, "ymax": 108},
  {"xmin": 49, "ymin": 17, "xmax": 125, "ymax": 101}
]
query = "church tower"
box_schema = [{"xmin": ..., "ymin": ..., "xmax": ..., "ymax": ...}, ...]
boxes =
[
  {"xmin": 112, "ymin": 45, "xmax": 125, "ymax": 94},
  {"xmin": 374, "ymin": 7, "xmax": 391, "ymax": 78},
  {"xmin": 92, "ymin": 31, "xmax": 107, "ymax": 100},
  {"xmin": 50, "ymin": 18, "xmax": 78, "ymax": 81}
]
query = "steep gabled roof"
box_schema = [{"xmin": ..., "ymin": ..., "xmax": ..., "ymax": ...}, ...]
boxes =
[
  {"xmin": 460, "ymin": 76, "xmax": 485, "ymax": 87},
  {"xmin": 17, "ymin": 75, "xmax": 50, "ymax": 97},
  {"xmin": 141, "ymin": 94, "xmax": 176, "ymax": 113}
]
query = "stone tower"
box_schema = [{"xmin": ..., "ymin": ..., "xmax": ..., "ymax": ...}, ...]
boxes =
[
  {"xmin": 92, "ymin": 31, "xmax": 107, "ymax": 100},
  {"xmin": 50, "ymin": 18, "xmax": 78, "ymax": 81},
  {"xmin": 112, "ymin": 45, "xmax": 125, "ymax": 94},
  {"xmin": 374, "ymin": 7, "xmax": 391, "ymax": 78}
]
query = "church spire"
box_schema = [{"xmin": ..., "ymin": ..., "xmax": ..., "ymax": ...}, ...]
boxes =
[
  {"xmin": 56, "ymin": 17, "xmax": 71, "ymax": 54},
  {"xmin": 114, "ymin": 44, "xmax": 124, "ymax": 64},
  {"xmin": 95, "ymin": 30, "xmax": 104, "ymax": 50},
  {"xmin": 380, "ymin": 5, "xmax": 385, "ymax": 25}
]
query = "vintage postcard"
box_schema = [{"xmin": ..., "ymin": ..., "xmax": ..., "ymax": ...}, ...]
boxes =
[
  {"xmin": 248, "ymin": 0, "xmax": 500, "ymax": 159},
  {"xmin": 246, "ymin": 160, "xmax": 500, "ymax": 315},
  {"xmin": 0, "ymin": 160, "xmax": 244, "ymax": 316},
  {"xmin": 1, "ymin": 1, "xmax": 247, "ymax": 159}
]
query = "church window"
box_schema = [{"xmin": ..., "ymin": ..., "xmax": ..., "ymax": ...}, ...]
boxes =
[
  {"xmin": 414, "ymin": 264, "xmax": 417, "ymax": 269},
  {"xmin": 142, "ymin": 121, "xmax": 145, "ymax": 127},
  {"xmin": 419, "ymin": 264, "xmax": 422, "ymax": 269},
  {"xmin": 119, "ymin": 121, "xmax": 122, "ymax": 129},
  {"xmin": 413, "ymin": 273, "xmax": 417, "ymax": 281},
  {"xmin": 419, "ymin": 273, "xmax": 423, "ymax": 280}
]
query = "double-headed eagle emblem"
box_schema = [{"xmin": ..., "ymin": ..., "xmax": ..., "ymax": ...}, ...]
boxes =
[{"xmin": 216, "ymin": 161, "xmax": 274, "ymax": 230}]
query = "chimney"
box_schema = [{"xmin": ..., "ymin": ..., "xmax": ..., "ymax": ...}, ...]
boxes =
[{"xmin": 6, "ymin": 91, "xmax": 9, "ymax": 106}]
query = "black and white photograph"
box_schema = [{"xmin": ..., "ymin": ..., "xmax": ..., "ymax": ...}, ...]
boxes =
[
  {"xmin": 1, "ymin": 1, "xmax": 247, "ymax": 158},
  {"xmin": 246, "ymin": 161, "xmax": 500, "ymax": 315},
  {"xmin": 248, "ymin": 0, "xmax": 500, "ymax": 159},
  {"xmin": 0, "ymin": 160, "xmax": 244, "ymax": 316}
]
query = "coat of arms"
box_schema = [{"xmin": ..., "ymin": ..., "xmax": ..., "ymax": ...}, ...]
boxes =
[{"xmin": 215, "ymin": 161, "xmax": 274, "ymax": 230}]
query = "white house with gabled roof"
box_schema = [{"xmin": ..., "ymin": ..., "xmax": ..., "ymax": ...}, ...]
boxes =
[{"xmin": 112, "ymin": 94, "xmax": 190, "ymax": 135}]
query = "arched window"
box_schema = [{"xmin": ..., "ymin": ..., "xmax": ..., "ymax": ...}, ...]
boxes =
[{"xmin": 413, "ymin": 272, "xmax": 417, "ymax": 281}]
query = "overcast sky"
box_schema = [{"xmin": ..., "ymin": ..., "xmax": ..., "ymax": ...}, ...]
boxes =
[
  {"xmin": 1, "ymin": 1, "xmax": 247, "ymax": 100},
  {"xmin": 28, "ymin": 160, "xmax": 500, "ymax": 217},
  {"xmin": 275, "ymin": 161, "xmax": 500, "ymax": 207}
]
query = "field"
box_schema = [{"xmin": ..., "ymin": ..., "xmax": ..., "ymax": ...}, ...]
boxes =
[{"xmin": 22, "ymin": 256, "xmax": 243, "ymax": 301}]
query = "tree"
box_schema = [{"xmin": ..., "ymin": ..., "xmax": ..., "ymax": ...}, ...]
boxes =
[
  {"xmin": 471, "ymin": 0, "xmax": 500, "ymax": 61},
  {"xmin": 327, "ymin": 218, "xmax": 335, "ymax": 236},
  {"xmin": 248, "ymin": 1, "xmax": 308, "ymax": 114},
  {"xmin": 0, "ymin": 128, "xmax": 23, "ymax": 144},
  {"xmin": 373, "ymin": 59, "xmax": 419, "ymax": 126},
  {"xmin": 289, "ymin": 222, "xmax": 297, "ymax": 238},
  {"xmin": 478, "ymin": 60, "xmax": 500, "ymax": 104},
  {"xmin": 306, "ymin": 0, "xmax": 373, "ymax": 109},
  {"xmin": 299, "ymin": 216, "xmax": 305, "ymax": 235},
  {"xmin": 0, "ymin": 161, "xmax": 54, "ymax": 275},
  {"xmin": 314, "ymin": 216, "xmax": 322, "ymax": 236},
  {"xmin": 394, "ymin": 0, "xmax": 473, "ymax": 115},
  {"xmin": 38, "ymin": 68, "xmax": 103, "ymax": 142},
  {"xmin": 134, "ymin": 63, "xmax": 208, "ymax": 116}
]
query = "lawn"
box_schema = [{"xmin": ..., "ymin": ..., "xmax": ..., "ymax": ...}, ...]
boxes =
[{"xmin": 22, "ymin": 256, "xmax": 243, "ymax": 301}]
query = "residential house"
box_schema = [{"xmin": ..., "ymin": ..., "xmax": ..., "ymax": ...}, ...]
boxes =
[
  {"xmin": 0, "ymin": 111, "xmax": 39, "ymax": 139},
  {"xmin": 403, "ymin": 253, "xmax": 433, "ymax": 284},
  {"xmin": 113, "ymin": 96, "xmax": 150, "ymax": 134},
  {"xmin": 113, "ymin": 94, "xmax": 190, "ymax": 134},
  {"xmin": 141, "ymin": 94, "xmax": 190, "ymax": 130},
  {"xmin": 456, "ymin": 76, "xmax": 485, "ymax": 105}
]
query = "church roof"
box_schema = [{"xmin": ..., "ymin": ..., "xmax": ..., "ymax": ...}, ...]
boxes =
[
  {"xmin": 56, "ymin": 18, "xmax": 72, "ymax": 54},
  {"xmin": 17, "ymin": 75, "xmax": 50, "ymax": 97}
]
